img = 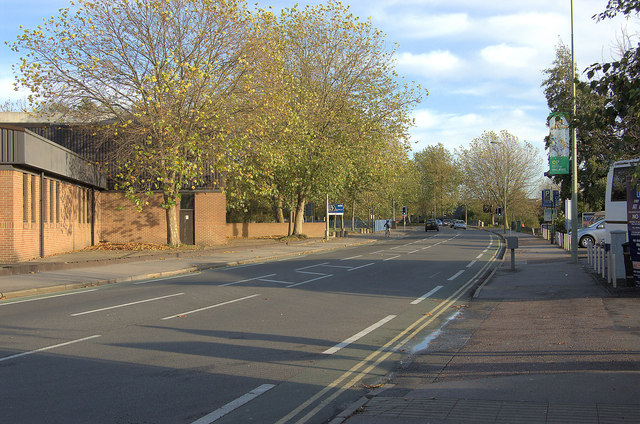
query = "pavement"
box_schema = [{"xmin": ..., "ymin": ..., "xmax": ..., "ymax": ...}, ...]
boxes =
[
  {"xmin": 338, "ymin": 231, "xmax": 640, "ymax": 424},
  {"xmin": 2, "ymin": 228, "xmax": 640, "ymax": 424}
]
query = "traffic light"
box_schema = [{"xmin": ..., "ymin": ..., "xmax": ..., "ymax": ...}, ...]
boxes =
[
  {"xmin": 402, "ymin": 206, "xmax": 408, "ymax": 216},
  {"xmin": 496, "ymin": 207, "xmax": 502, "ymax": 216}
]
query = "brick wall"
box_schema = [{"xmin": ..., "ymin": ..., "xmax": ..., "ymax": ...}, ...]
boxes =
[
  {"xmin": 226, "ymin": 222, "xmax": 326, "ymax": 239},
  {"xmin": 0, "ymin": 170, "xmax": 18, "ymax": 263},
  {"xmin": 194, "ymin": 191, "xmax": 227, "ymax": 245},
  {"xmin": 0, "ymin": 169, "xmax": 97, "ymax": 263},
  {"xmin": 100, "ymin": 191, "xmax": 171, "ymax": 244}
]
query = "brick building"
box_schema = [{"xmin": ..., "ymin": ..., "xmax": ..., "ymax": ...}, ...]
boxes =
[{"xmin": 0, "ymin": 113, "xmax": 227, "ymax": 263}]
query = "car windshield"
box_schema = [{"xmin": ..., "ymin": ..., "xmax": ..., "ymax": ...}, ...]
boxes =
[{"xmin": 589, "ymin": 219, "xmax": 604, "ymax": 228}]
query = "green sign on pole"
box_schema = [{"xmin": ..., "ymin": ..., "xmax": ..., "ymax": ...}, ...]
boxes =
[{"xmin": 548, "ymin": 112, "xmax": 570, "ymax": 175}]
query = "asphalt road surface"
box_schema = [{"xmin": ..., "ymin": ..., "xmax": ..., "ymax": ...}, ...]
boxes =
[{"xmin": 0, "ymin": 227, "xmax": 499, "ymax": 424}]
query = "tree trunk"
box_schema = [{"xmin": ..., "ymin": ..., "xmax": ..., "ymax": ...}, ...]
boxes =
[
  {"xmin": 352, "ymin": 199, "xmax": 356, "ymax": 231},
  {"xmin": 293, "ymin": 194, "xmax": 305, "ymax": 235},
  {"xmin": 288, "ymin": 209, "xmax": 293, "ymax": 236},
  {"xmin": 274, "ymin": 195, "xmax": 285, "ymax": 223},
  {"xmin": 166, "ymin": 202, "xmax": 180, "ymax": 245}
]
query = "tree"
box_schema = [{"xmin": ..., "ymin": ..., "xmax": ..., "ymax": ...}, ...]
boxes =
[
  {"xmin": 585, "ymin": 1, "xmax": 640, "ymax": 160},
  {"xmin": 457, "ymin": 131, "xmax": 542, "ymax": 227},
  {"xmin": 242, "ymin": 2, "xmax": 423, "ymax": 235},
  {"xmin": 10, "ymin": 0, "xmax": 253, "ymax": 244},
  {"xmin": 413, "ymin": 143, "xmax": 461, "ymax": 218},
  {"xmin": 541, "ymin": 41, "xmax": 611, "ymax": 211}
]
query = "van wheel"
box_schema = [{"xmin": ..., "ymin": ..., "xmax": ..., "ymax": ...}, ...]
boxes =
[{"xmin": 579, "ymin": 235, "xmax": 595, "ymax": 248}]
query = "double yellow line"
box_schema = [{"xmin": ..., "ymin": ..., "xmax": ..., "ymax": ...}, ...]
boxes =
[{"xmin": 277, "ymin": 239, "xmax": 501, "ymax": 424}]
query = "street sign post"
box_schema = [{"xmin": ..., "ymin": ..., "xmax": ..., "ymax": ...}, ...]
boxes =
[
  {"xmin": 328, "ymin": 203, "xmax": 344, "ymax": 234},
  {"xmin": 402, "ymin": 206, "xmax": 407, "ymax": 230}
]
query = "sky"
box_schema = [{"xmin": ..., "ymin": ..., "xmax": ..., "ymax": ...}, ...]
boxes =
[{"xmin": 1, "ymin": 0, "xmax": 637, "ymax": 162}]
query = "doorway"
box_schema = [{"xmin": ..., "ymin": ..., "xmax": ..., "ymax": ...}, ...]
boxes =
[{"xmin": 180, "ymin": 193, "xmax": 194, "ymax": 245}]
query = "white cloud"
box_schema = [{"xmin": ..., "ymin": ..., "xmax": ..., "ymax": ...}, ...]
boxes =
[
  {"xmin": 396, "ymin": 50, "xmax": 463, "ymax": 77},
  {"xmin": 0, "ymin": 77, "xmax": 29, "ymax": 103},
  {"xmin": 376, "ymin": 12, "xmax": 471, "ymax": 39},
  {"xmin": 480, "ymin": 44, "xmax": 538, "ymax": 68},
  {"xmin": 409, "ymin": 107, "xmax": 548, "ymax": 159}
]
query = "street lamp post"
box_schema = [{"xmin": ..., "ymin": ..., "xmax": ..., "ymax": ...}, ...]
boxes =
[
  {"xmin": 502, "ymin": 172, "xmax": 507, "ymax": 234},
  {"xmin": 570, "ymin": 0, "xmax": 579, "ymax": 262},
  {"xmin": 491, "ymin": 140, "xmax": 507, "ymax": 234}
]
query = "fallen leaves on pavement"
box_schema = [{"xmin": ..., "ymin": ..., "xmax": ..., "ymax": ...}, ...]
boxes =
[{"xmin": 81, "ymin": 242, "xmax": 174, "ymax": 251}]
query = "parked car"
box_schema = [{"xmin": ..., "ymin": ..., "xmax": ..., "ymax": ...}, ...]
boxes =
[
  {"xmin": 425, "ymin": 218, "xmax": 439, "ymax": 232},
  {"xmin": 436, "ymin": 219, "xmax": 443, "ymax": 226},
  {"xmin": 453, "ymin": 220, "xmax": 467, "ymax": 229},
  {"xmin": 577, "ymin": 218, "xmax": 605, "ymax": 247}
]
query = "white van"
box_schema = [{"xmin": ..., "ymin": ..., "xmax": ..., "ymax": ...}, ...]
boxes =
[{"xmin": 605, "ymin": 158, "xmax": 639, "ymax": 248}]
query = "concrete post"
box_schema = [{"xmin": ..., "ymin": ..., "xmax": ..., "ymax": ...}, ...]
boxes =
[
  {"xmin": 611, "ymin": 254, "xmax": 617, "ymax": 288},
  {"xmin": 610, "ymin": 231, "xmax": 627, "ymax": 284}
]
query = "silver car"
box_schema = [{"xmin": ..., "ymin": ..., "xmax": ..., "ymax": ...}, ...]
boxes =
[
  {"xmin": 577, "ymin": 218, "xmax": 605, "ymax": 247},
  {"xmin": 453, "ymin": 220, "xmax": 467, "ymax": 229}
]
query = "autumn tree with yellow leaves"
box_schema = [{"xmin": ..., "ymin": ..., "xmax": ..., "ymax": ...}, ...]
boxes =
[
  {"xmin": 229, "ymin": 2, "xmax": 424, "ymax": 235},
  {"xmin": 11, "ymin": 0, "xmax": 253, "ymax": 244},
  {"xmin": 12, "ymin": 0, "xmax": 423, "ymax": 240}
]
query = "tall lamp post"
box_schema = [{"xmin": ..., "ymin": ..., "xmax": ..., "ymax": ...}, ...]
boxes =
[
  {"xmin": 570, "ymin": 0, "xmax": 579, "ymax": 262},
  {"xmin": 491, "ymin": 140, "xmax": 508, "ymax": 234}
]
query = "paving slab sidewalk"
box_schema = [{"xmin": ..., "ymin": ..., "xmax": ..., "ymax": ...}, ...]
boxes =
[{"xmin": 341, "ymin": 233, "xmax": 640, "ymax": 424}]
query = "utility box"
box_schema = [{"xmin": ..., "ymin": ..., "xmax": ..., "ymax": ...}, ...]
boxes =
[{"xmin": 506, "ymin": 237, "xmax": 519, "ymax": 249}]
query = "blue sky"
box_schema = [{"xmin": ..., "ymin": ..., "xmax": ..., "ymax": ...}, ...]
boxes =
[{"xmin": 1, "ymin": 0, "xmax": 636, "ymax": 161}]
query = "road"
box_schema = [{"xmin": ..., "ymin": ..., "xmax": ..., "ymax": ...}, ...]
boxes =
[{"xmin": 0, "ymin": 227, "xmax": 499, "ymax": 424}]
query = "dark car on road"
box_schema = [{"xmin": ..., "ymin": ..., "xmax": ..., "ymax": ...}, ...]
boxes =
[{"xmin": 425, "ymin": 218, "xmax": 439, "ymax": 232}]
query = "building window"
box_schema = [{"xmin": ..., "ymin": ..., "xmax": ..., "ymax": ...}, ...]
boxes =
[
  {"xmin": 50, "ymin": 180, "xmax": 54, "ymax": 223},
  {"xmin": 23, "ymin": 174, "xmax": 28, "ymax": 223},
  {"xmin": 43, "ymin": 178, "xmax": 48, "ymax": 223},
  {"xmin": 78, "ymin": 187, "xmax": 83, "ymax": 223},
  {"xmin": 87, "ymin": 189, "xmax": 92, "ymax": 223},
  {"xmin": 31, "ymin": 175, "xmax": 36, "ymax": 223},
  {"xmin": 55, "ymin": 182, "xmax": 60, "ymax": 223}
]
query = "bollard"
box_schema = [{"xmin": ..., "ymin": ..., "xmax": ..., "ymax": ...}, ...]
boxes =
[
  {"xmin": 608, "ymin": 253, "xmax": 614, "ymax": 285},
  {"xmin": 588, "ymin": 244, "xmax": 592, "ymax": 267},
  {"xmin": 595, "ymin": 245, "xmax": 600, "ymax": 273},
  {"xmin": 602, "ymin": 250, "xmax": 607, "ymax": 279},
  {"xmin": 506, "ymin": 237, "xmax": 518, "ymax": 271},
  {"xmin": 611, "ymin": 253, "xmax": 617, "ymax": 288}
]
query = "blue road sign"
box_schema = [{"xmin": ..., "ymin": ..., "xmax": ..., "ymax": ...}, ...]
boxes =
[{"xmin": 328, "ymin": 203, "xmax": 344, "ymax": 215}]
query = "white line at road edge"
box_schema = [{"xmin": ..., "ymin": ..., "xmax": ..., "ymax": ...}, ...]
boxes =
[
  {"xmin": 133, "ymin": 273, "xmax": 201, "ymax": 285},
  {"xmin": 322, "ymin": 315, "xmax": 396, "ymax": 355},
  {"xmin": 448, "ymin": 270, "xmax": 464, "ymax": 281},
  {"xmin": 410, "ymin": 286, "xmax": 443, "ymax": 305},
  {"xmin": 0, "ymin": 289, "xmax": 97, "ymax": 306},
  {"xmin": 191, "ymin": 384, "xmax": 276, "ymax": 424},
  {"xmin": 162, "ymin": 294, "xmax": 259, "ymax": 320},
  {"xmin": 0, "ymin": 335, "xmax": 101, "ymax": 363},
  {"xmin": 71, "ymin": 293, "xmax": 184, "ymax": 316}
]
